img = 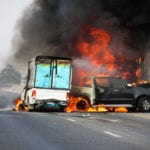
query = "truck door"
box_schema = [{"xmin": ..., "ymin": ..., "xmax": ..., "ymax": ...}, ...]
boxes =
[
  {"xmin": 52, "ymin": 59, "xmax": 71, "ymax": 89},
  {"xmin": 94, "ymin": 77, "xmax": 110, "ymax": 104},
  {"xmin": 95, "ymin": 77, "xmax": 134, "ymax": 105},
  {"xmin": 35, "ymin": 60, "xmax": 52, "ymax": 88},
  {"xmin": 107, "ymin": 77, "xmax": 134, "ymax": 104}
]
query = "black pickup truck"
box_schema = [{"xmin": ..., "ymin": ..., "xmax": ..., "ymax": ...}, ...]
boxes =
[{"xmin": 71, "ymin": 76, "xmax": 150, "ymax": 112}]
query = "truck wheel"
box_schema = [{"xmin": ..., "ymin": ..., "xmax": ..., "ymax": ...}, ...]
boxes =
[
  {"xmin": 76, "ymin": 98, "xmax": 90, "ymax": 111},
  {"xmin": 138, "ymin": 97, "xmax": 150, "ymax": 112},
  {"xmin": 28, "ymin": 104, "xmax": 35, "ymax": 112}
]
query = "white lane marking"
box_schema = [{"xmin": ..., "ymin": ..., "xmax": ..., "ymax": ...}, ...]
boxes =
[
  {"xmin": 82, "ymin": 113, "xmax": 91, "ymax": 117},
  {"xmin": 109, "ymin": 119, "xmax": 119, "ymax": 122},
  {"xmin": 104, "ymin": 131, "xmax": 121, "ymax": 138},
  {"xmin": 66, "ymin": 118, "xmax": 76, "ymax": 122}
]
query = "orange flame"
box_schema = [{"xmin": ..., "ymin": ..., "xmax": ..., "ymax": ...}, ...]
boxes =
[
  {"xmin": 87, "ymin": 104, "xmax": 108, "ymax": 112},
  {"xmin": 66, "ymin": 95, "xmax": 128, "ymax": 113},
  {"xmin": 66, "ymin": 96, "xmax": 90, "ymax": 112},
  {"xmin": 114, "ymin": 107, "xmax": 128, "ymax": 112},
  {"xmin": 13, "ymin": 98, "xmax": 28, "ymax": 112},
  {"xmin": 73, "ymin": 26, "xmax": 141, "ymax": 84},
  {"xmin": 77, "ymin": 27, "xmax": 115, "ymax": 71}
]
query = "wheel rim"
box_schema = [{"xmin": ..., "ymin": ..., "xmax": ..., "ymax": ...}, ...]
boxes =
[{"xmin": 143, "ymin": 99, "xmax": 150, "ymax": 111}]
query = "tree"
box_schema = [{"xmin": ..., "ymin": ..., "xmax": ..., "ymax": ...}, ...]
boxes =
[{"xmin": 0, "ymin": 64, "xmax": 21, "ymax": 86}]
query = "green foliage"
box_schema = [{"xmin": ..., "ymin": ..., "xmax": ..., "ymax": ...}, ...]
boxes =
[{"xmin": 0, "ymin": 64, "xmax": 21, "ymax": 86}]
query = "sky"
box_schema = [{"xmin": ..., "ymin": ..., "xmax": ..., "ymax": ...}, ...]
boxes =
[{"xmin": 0, "ymin": 0, "xmax": 32, "ymax": 70}]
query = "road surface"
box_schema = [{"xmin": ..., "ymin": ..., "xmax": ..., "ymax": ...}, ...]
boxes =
[{"xmin": 0, "ymin": 110, "xmax": 150, "ymax": 150}]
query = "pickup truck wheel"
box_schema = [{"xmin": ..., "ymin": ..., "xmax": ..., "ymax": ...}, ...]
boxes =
[
  {"xmin": 138, "ymin": 97, "xmax": 150, "ymax": 112},
  {"xmin": 76, "ymin": 98, "xmax": 90, "ymax": 111}
]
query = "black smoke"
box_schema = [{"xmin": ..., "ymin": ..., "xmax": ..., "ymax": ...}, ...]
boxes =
[
  {"xmin": 12, "ymin": 0, "xmax": 150, "ymax": 80},
  {"xmin": 102, "ymin": 0, "xmax": 150, "ymax": 51}
]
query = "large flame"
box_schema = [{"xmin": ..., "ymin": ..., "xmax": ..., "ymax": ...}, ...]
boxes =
[
  {"xmin": 73, "ymin": 26, "xmax": 140, "ymax": 84},
  {"xmin": 69, "ymin": 26, "xmax": 138, "ymax": 113},
  {"xmin": 77, "ymin": 27, "xmax": 115, "ymax": 70}
]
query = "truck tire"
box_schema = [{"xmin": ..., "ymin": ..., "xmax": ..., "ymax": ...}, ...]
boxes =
[
  {"xmin": 28, "ymin": 105, "xmax": 35, "ymax": 112},
  {"xmin": 76, "ymin": 98, "xmax": 90, "ymax": 111},
  {"xmin": 138, "ymin": 97, "xmax": 150, "ymax": 112}
]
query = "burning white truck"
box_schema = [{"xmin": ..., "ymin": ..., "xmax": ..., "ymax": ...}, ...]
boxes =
[{"xmin": 21, "ymin": 56, "xmax": 72, "ymax": 111}]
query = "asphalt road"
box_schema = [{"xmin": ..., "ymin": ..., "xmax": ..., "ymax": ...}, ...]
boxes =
[{"xmin": 0, "ymin": 110, "xmax": 149, "ymax": 150}]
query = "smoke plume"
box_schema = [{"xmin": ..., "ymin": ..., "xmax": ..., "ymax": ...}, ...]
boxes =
[{"xmin": 12, "ymin": 0, "xmax": 150, "ymax": 80}]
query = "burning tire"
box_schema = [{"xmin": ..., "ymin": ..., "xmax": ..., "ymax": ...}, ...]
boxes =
[
  {"xmin": 76, "ymin": 98, "xmax": 90, "ymax": 111},
  {"xmin": 138, "ymin": 97, "xmax": 150, "ymax": 112}
]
